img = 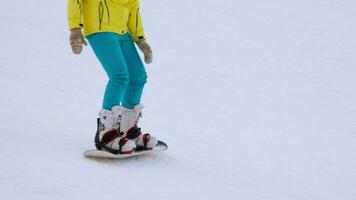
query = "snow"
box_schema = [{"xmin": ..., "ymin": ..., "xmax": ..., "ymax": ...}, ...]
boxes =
[{"xmin": 1, "ymin": 0, "xmax": 356, "ymax": 199}]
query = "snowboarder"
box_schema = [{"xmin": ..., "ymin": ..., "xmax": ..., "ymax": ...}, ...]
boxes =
[{"xmin": 67, "ymin": 0, "xmax": 157, "ymax": 154}]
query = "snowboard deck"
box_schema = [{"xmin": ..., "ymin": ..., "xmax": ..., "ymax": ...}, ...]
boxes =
[{"xmin": 83, "ymin": 141, "xmax": 168, "ymax": 159}]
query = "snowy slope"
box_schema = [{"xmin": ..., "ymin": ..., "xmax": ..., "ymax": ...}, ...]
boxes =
[{"xmin": 1, "ymin": 0, "xmax": 356, "ymax": 199}]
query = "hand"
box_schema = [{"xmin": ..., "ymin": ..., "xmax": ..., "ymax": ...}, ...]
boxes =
[
  {"xmin": 69, "ymin": 28, "xmax": 87, "ymax": 54},
  {"xmin": 136, "ymin": 39, "xmax": 153, "ymax": 64}
]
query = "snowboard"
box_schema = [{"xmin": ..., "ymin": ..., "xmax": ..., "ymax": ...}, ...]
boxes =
[{"xmin": 83, "ymin": 140, "xmax": 168, "ymax": 159}]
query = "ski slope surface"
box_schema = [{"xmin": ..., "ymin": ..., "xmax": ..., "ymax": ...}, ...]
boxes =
[{"xmin": 0, "ymin": 0, "xmax": 355, "ymax": 199}]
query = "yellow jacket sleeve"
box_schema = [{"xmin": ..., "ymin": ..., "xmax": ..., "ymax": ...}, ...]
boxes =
[
  {"xmin": 128, "ymin": 0, "xmax": 145, "ymax": 42},
  {"xmin": 67, "ymin": 0, "xmax": 83, "ymax": 30}
]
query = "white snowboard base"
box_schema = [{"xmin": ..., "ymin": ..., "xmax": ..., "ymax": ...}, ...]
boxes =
[{"xmin": 83, "ymin": 141, "xmax": 168, "ymax": 159}]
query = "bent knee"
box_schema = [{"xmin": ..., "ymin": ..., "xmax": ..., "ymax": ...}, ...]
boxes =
[
  {"xmin": 109, "ymin": 72, "xmax": 129, "ymax": 86},
  {"xmin": 129, "ymin": 74, "xmax": 147, "ymax": 86}
]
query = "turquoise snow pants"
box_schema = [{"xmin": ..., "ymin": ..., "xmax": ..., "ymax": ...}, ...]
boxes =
[{"xmin": 87, "ymin": 32, "xmax": 147, "ymax": 110}]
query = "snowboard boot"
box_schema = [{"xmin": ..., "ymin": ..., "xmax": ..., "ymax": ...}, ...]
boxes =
[
  {"xmin": 94, "ymin": 109, "xmax": 136, "ymax": 154},
  {"xmin": 112, "ymin": 105, "xmax": 158, "ymax": 150}
]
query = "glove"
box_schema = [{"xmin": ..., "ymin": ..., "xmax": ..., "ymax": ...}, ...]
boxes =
[
  {"xmin": 136, "ymin": 39, "xmax": 153, "ymax": 64},
  {"xmin": 69, "ymin": 28, "xmax": 87, "ymax": 54}
]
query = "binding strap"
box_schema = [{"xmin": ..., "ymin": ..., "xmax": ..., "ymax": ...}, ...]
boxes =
[
  {"xmin": 125, "ymin": 125, "xmax": 142, "ymax": 139},
  {"xmin": 142, "ymin": 133, "xmax": 151, "ymax": 148},
  {"xmin": 101, "ymin": 129, "xmax": 121, "ymax": 145}
]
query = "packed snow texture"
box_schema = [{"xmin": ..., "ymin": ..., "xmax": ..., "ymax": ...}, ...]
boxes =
[{"xmin": 0, "ymin": 0, "xmax": 355, "ymax": 199}]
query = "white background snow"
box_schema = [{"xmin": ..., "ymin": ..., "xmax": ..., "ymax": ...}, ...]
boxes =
[{"xmin": 0, "ymin": 0, "xmax": 355, "ymax": 199}]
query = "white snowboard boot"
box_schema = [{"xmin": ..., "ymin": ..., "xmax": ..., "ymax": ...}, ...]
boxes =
[
  {"xmin": 94, "ymin": 109, "xmax": 136, "ymax": 154},
  {"xmin": 112, "ymin": 105, "xmax": 158, "ymax": 150}
]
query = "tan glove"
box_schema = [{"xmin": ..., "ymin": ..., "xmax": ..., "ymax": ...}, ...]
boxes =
[
  {"xmin": 136, "ymin": 39, "xmax": 153, "ymax": 64},
  {"xmin": 69, "ymin": 28, "xmax": 87, "ymax": 54}
]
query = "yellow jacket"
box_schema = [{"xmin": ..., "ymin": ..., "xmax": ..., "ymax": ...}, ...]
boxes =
[{"xmin": 68, "ymin": 0, "xmax": 145, "ymax": 41}]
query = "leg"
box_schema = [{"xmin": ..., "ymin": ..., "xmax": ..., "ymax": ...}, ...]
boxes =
[
  {"xmin": 116, "ymin": 36, "xmax": 157, "ymax": 149},
  {"xmin": 87, "ymin": 33, "xmax": 129, "ymax": 110},
  {"xmin": 120, "ymin": 39, "xmax": 147, "ymax": 109}
]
